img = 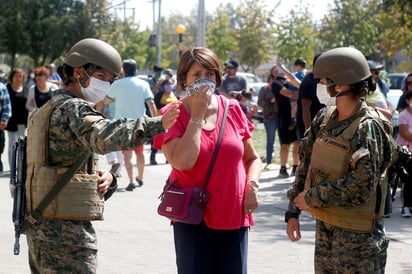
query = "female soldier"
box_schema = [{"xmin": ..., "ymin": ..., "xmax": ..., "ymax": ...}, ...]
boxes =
[
  {"xmin": 285, "ymin": 47, "xmax": 396, "ymax": 273},
  {"xmin": 25, "ymin": 38, "xmax": 180, "ymax": 273}
]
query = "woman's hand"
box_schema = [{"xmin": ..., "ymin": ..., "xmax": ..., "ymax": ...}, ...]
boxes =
[
  {"xmin": 190, "ymin": 86, "xmax": 212, "ymax": 119},
  {"xmin": 161, "ymin": 101, "xmax": 182, "ymax": 129},
  {"xmin": 243, "ymin": 180, "xmax": 259, "ymax": 214}
]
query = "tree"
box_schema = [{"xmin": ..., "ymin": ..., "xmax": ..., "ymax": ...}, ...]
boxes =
[
  {"xmin": 273, "ymin": 5, "xmax": 317, "ymax": 68},
  {"xmin": 0, "ymin": 0, "xmax": 115, "ymax": 69},
  {"xmin": 317, "ymin": 0, "xmax": 381, "ymax": 56},
  {"xmin": 235, "ymin": 0, "xmax": 276, "ymax": 72},
  {"xmin": 206, "ymin": 4, "xmax": 238, "ymax": 65},
  {"xmin": 378, "ymin": 0, "xmax": 412, "ymax": 59}
]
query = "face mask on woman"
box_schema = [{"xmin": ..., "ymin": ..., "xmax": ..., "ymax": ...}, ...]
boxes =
[
  {"xmin": 81, "ymin": 77, "xmax": 111, "ymax": 103},
  {"xmin": 185, "ymin": 77, "xmax": 216, "ymax": 96}
]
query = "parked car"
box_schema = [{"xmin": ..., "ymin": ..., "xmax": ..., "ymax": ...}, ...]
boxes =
[{"xmin": 237, "ymin": 72, "xmax": 266, "ymax": 95}]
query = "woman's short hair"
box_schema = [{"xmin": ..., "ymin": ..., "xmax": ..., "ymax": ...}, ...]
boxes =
[{"xmin": 176, "ymin": 47, "xmax": 222, "ymax": 92}]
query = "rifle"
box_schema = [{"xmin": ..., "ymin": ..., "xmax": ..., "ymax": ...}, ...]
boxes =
[
  {"xmin": 388, "ymin": 146, "xmax": 412, "ymax": 202},
  {"xmin": 10, "ymin": 136, "xmax": 27, "ymax": 255}
]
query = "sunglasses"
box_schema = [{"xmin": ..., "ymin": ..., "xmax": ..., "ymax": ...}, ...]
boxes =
[
  {"xmin": 35, "ymin": 73, "xmax": 45, "ymax": 77},
  {"xmin": 406, "ymin": 81, "xmax": 412, "ymax": 86}
]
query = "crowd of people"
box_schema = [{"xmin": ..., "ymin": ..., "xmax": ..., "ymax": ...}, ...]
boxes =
[{"xmin": 2, "ymin": 36, "xmax": 411, "ymax": 273}]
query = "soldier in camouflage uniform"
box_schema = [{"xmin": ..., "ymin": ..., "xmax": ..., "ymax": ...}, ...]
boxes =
[
  {"xmin": 285, "ymin": 47, "xmax": 396, "ymax": 273},
  {"xmin": 25, "ymin": 38, "xmax": 180, "ymax": 273}
]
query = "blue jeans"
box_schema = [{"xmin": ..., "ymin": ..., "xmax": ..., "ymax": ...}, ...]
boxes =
[{"xmin": 263, "ymin": 117, "xmax": 279, "ymax": 164}]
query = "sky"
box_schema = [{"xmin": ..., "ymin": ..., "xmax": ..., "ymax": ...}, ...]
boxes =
[{"xmin": 110, "ymin": 0, "xmax": 333, "ymax": 30}]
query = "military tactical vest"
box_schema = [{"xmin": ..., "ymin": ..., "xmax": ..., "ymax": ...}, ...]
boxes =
[
  {"xmin": 26, "ymin": 94, "xmax": 104, "ymax": 221},
  {"xmin": 305, "ymin": 105, "xmax": 389, "ymax": 233}
]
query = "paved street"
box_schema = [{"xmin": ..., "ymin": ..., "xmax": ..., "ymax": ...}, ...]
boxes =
[{"xmin": 0, "ymin": 144, "xmax": 411, "ymax": 273}]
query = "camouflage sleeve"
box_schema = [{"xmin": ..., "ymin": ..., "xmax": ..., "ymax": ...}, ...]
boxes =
[
  {"xmin": 305, "ymin": 118, "xmax": 388, "ymax": 209},
  {"xmin": 59, "ymin": 98, "xmax": 164, "ymax": 155},
  {"xmin": 286, "ymin": 108, "xmax": 326, "ymax": 214}
]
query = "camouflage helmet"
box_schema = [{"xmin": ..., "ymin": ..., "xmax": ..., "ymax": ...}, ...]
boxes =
[
  {"xmin": 313, "ymin": 47, "xmax": 371, "ymax": 86},
  {"xmin": 64, "ymin": 38, "xmax": 122, "ymax": 77}
]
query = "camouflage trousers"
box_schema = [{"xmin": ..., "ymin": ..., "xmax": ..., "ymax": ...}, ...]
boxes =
[
  {"xmin": 27, "ymin": 234, "xmax": 97, "ymax": 274},
  {"xmin": 314, "ymin": 219, "xmax": 388, "ymax": 274}
]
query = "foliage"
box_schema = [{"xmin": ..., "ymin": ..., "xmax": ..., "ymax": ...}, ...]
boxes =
[
  {"xmin": 317, "ymin": 0, "xmax": 381, "ymax": 56},
  {"xmin": 206, "ymin": 4, "xmax": 239, "ymax": 66},
  {"xmin": 235, "ymin": 0, "xmax": 276, "ymax": 72},
  {"xmin": 273, "ymin": 4, "xmax": 317, "ymax": 67},
  {"xmin": 0, "ymin": 0, "xmax": 115, "ymax": 69},
  {"xmin": 378, "ymin": 0, "xmax": 412, "ymax": 58},
  {"xmin": 1, "ymin": 0, "xmax": 412, "ymax": 76}
]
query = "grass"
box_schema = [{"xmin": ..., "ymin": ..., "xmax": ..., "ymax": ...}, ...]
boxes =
[{"xmin": 251, "ymin": 122, "xmax": 282, "ymax": 165}]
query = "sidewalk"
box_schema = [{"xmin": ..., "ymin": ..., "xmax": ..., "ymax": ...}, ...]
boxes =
[{"xmin": 0, "ymin": 145, "xmax": 411, "ymax": 273}]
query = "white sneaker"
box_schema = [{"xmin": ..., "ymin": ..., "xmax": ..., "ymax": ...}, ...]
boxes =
[{"xmin": 401, "ymin": 207, "xmax": 411, "ymax": 218}]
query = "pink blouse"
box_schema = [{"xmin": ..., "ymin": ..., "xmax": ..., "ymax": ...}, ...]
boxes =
[{"xmin": 154, "ymin": 95, "xmax": 255, "ymax": 229}]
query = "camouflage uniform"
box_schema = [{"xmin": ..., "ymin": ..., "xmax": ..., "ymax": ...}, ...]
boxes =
[
  {"xmin": 287, "ymin": 104, "xmax": 394, "ymax": 273},
  {"xmin": 26, "ymin": 89, "xmax": 165, "ymax": 273}
]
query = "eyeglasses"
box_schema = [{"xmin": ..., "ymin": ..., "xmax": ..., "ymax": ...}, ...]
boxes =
[{"xmin": 35, "ymin": 73, "xmax": 45, "ymax": 77}]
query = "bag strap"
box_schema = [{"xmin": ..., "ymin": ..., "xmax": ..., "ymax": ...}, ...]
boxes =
[
  {"xmin": 22, "ymin": 149, "xmax": 92, "ymax": 231},
  {"xmin": 202, "ymin": 98, "xmax": 230, "ymax": 189}
]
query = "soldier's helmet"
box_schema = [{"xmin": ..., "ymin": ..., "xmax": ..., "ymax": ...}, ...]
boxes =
[
  {"xmin": 122, "ymin": 59, "xmax": 137, "ymax": 77},
  {"xmin": 65, "ymin": 38, "xmax": 122, "ymax": 77},
  {"xmin": 313, "ymin": 47, "xmax": 371, "ymax": 86}
]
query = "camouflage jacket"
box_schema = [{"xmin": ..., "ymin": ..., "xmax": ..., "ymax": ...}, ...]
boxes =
[
  {"xmin": 26, "ymin": 89, "xmax": 165, "ymax": 249},
  {"xmin": 287, "ymin": 103, "xmax": 395, "ymax": 215},
  {"xmin": 47, "ymin": 89, "xmax": 164, "ymax": 166}
]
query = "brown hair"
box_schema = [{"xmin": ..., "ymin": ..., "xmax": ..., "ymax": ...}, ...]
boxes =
[
  {"xmin": 34, "ymin": 66, "xmax": 50, "ymax": 78},
  {"xmin": 8, "ymin": 68, "xmax": 25, "ymax": 83},
  {"xmin": 176, "ymin": 47, "xmax": 222, "ymax": 92}
]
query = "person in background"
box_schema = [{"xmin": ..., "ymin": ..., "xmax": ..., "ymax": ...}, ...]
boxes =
[
  {"xmin": 395, "ymin": 90, "xmax": 412, "ymax": 217},
  {"xmin": 0, "ymin": 69, "xmax": 7, "ymax": 84},
  {"xmin": 258, "ymin": 74, "xmax": 278, "ymax": 170},
  {"xmin": 218, "ymin": 60, "xmax": 247, "ymax": 99},
  {"xmin": 296, "ymin": 54, "xmax": 325, "ymax": 141},
  {"xmin": 237, "ymin": 89, "xmax": 258, "ymax": 122},
  {"xmin": 152, "ymin": 78, "xmax": 178, "ymax": 164},
  {"xmin": 286, "ymin": 47, "xmax": 396, "ymax": 273},
  {"xmin": 270, "ymin": 64, "xmax": 300, "ymax": 177},
  {"xmin": 154, "ymin": 47, "xmax": 261, "ymax": 274},
  {"xmin": 397, "ymin": 73, "xmax": 412, "ymax": 113},
  {"xmin": 368, "ymin": 60, "xmax": 389, "ymax": 98},
  {"xmin": 26, "ymin": 66, "xmax": 59, "ymax": 111},
  {"xmin": 47, "ymin": 63, "xmax": 63, "ymax": 87},
  {"xmin": 6, "ymin": 68, "xmax": 29, "ymax": 168},
  {"xmin": 149, "ymin": 65, "xmax": 165, "ymax": 95},
  {"xmin": 104, "ymin": 59, "xmax": 158, "ymax": 190},
  {"xmin": 25, "ymin": 69, "xmax": 36, "ymax": 90},
  {"xmin": 0, "ymin": 82, "xmax": 11, "ymax": 172},
  {"xmin": 25, "ymin": 38, "xmax": 180, "ymax": 273}
]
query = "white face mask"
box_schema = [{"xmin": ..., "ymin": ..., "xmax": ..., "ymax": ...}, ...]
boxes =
[{"xmin": 81, "ymin": 77, "xmax": 111, "ymax": 103}]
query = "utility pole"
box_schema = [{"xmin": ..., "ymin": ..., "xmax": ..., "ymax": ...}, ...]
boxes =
[
  {"xmin": 156, "ymin": 0, "xmax": 162, "ymax": 65},
  {"xmin": 196, "ymin": 0, "xmax": 205, "ymax": 47}
]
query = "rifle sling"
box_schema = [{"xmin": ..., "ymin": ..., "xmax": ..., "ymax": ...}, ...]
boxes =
[{"xmin": 22, "ymin": 150, "xmax": 92, "ymax": 231}]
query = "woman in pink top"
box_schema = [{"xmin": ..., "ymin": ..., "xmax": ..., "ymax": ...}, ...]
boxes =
[{"xmin": 154, "ymin": 47, "xmax": 261, "ymax": 274}]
